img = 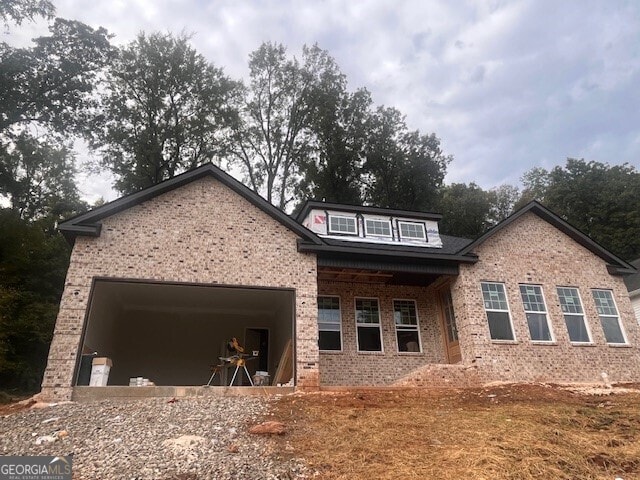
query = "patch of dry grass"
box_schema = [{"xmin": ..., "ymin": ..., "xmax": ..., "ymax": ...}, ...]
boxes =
[{"xmin": 271, "ymin": 385, "xmax": 640, "ymax": 480}]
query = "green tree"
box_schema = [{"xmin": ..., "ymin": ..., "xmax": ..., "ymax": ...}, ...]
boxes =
[
  {"xmin": 437, "ymin": 182, "xmax": 493, "ymax": 238},
  {"xmin": 228, "ymin": 43, "xmax": 324, "ymax": 210},
  {"xmin": 516, "ymin": 166, "xmax": 551, "ymax": 209},
  {"xmin": 0, "ymin": 8, "xmax": 104, "ymax": 394},
  {"xmin": 488, "ymin": 184, "xmax": 520, "ymax": 225},
  {"xmin": 231, "ymin": 42, "xmax": 452, "ymax": 212},
  {"xmin": 0, "ymin": 18, "xmax": 113, "ymax": 138},
  {"xmin": 0, "ymin": 134, "xmax": 85, "ymax": 223},
  {"xmin": 0, "ymin": 0, "xmax": 54, "ymax": 27},
  {"xmin": 522, "ymin": 159, "xmax": 640, "ymax": 260},
  {"xmin": 298, "ymin": 85, "xmax": 371, "ymax": 205},
  {"xmin": 90, "ymin": 32, "xmax": 239, "ymax": 194},
  {"xmin": 0, "ymin": 209, "xmax": 70, "ymax": 391},
  {"xmin": 363, "ymin": 106, "xmax": 450, "ymax": 211}
]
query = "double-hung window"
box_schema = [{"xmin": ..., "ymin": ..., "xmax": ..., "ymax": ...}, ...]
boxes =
[
  {"xmin": 519, "ymin": 285, "xmax": 553, "ymax": 342},
  {"xmin": 592, "ymin": 289, "xmax": 626, "ymax": 344},
  {"xmin": 393, "ymin": 300, "xmax": 421, "ymax": 352},
  {"xmin": 557, "ymin": 287, "xmax": 591, "ymax": 343},
  {"xmin": 355, "ymin": 298, "xmax": 382, "ymax": 352},
  {"xmin": 317, "ymin": 296, "xmax": 342, "ymax": 351},
  {"xmin": 328, "ymin": 215, "xmax": 357, "ymax": 235},
  {"xmin": 481, "ymin": 282, "xmax": 515, "ymax": 340}
]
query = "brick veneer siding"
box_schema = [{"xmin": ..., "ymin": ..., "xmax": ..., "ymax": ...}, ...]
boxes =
[
  {"xmin": 317, "ymin": 281, "xmax": 450, "ymax": 386},
  {"xmin": 41, "ymin": 177, "xmax": 318, "ymax": 400},
  {"xmin": 453, "ymin": 212, "xmax": 640, "ymax": 384}
]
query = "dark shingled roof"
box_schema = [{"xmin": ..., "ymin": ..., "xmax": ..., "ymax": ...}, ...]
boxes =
[{"xmin": 320, "ymin": 234, "xmax": 472, "ymax": 256}]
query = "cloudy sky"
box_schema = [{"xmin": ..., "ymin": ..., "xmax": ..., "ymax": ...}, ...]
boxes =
[{"xmin": 5, "ymin": 0, "xmax": 640, "ymax": 202}]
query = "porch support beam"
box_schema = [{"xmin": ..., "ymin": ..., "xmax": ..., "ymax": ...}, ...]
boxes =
[{"xmin": 317, "ymin": 257, "xmax": 459, "ymax": 276}]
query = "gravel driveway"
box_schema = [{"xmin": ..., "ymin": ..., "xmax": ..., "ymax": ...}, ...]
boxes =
[{"xmin": 0, "ymin": 396, "xmax": 308, "ymax": 479}]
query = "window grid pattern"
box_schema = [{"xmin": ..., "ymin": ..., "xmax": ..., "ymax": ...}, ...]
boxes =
[
  {"xmin": 592, "ymin": 290, "xmax": 618, "ymax": 316},
  {"xmin": 356, "ymin": 299, "xmax": 380, "ymax": 324},
  {"xmin": 557, "ymin": 287, "xmax": 584, "ymax": 314},
  {"xmin": 393, "ymin": 300, "xmax": 418, "ymax": 326},
  {"xmin": 520, "ymin": 285, "xmax": 546, "ymax": 312},
  {"xmin": 328, "ymin": 215, "xmax": 357, "ymax": 234},
  {"xmin": 365, "ymin": 219, "xmax": 391, "ymax": 236},
  {"xmin": 482, "ymin": 282, "xmax": 509, "ymax": 311},
  {"xmin": 399, "ymin": 221, "xmax": 426, "ymax": 240}
]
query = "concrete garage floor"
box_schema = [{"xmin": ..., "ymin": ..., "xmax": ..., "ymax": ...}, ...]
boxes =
[{"xmin": 72, "ymin": 385, "xmax": 295, "ymax": 401}]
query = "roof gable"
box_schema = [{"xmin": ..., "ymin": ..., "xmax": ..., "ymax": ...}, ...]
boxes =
[
  {"xmin": 458, "ymin": 200, "xmax": 636, "ymax": 275},
  {"xmin": 59, "ymin": 164, "xmax": 323, "ymax": 245}
]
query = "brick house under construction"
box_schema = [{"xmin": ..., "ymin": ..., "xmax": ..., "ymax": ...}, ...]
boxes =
[{"xmin": 40, "ymin": 164, "xmax": 640, "ymax": 400}]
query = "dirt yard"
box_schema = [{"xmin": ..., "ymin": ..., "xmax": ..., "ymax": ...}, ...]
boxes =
[{"xmin": 271, "ymin": 384, "xmax": 640, "ymax": 480}]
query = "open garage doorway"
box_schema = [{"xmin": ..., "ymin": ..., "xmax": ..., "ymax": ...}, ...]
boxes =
[{"xmin": 75, "ymin": 279, "xmax": 295, "ymax": 387}]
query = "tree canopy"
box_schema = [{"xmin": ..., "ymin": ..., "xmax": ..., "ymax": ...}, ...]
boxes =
[
  {"xmin": 0, "ymin": 0, "xmax": 54, "ymax": 27},
  {"xmin": 229, "ymin": 42, "xmax": 452, "ymax": 212},
  {"xmin": 363, "ymin": 107, "xmax": 450, "ymax": 211},
  {"xmin": 228, "ymin": 43, "xmax": 342, "ymax": 209},
  {"xmin": 520, "ymin": 159, "xmax": 640, "ymax": 260},
  {"xmin": 89, "ymin": 32, "xmax": 240, "ymax": 194},
  {"xmin": 0, "ymin": 19, "xmax": 113, "ymax": 138},
  {"xmin": 0, "ymin": 133, "xmax": 84, "ymax": 223}
]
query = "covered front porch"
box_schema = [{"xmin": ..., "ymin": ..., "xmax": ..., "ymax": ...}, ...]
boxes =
[{"xmin": 315, "ymin": 258, "xmax": 465, "ymax": 386}]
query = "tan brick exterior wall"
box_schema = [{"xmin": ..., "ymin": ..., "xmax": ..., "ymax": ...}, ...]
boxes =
[
  {"xmin": 453, "ymin": 212, "xmax": 640, "ymax": 384},
  {"xmin": 41, "ymin": 176, "xmax": 318, "ymax": 400},
  {"xmin": 319, "ymin": 212, "xmax": 640, "ymax": 388},
  {"xmin": 317, "ymin": 281, "xmax": 450, "ymax": 385},
  {"xmin": 44, "ymin": 190, "xmax": 640, "ymax": 397}
]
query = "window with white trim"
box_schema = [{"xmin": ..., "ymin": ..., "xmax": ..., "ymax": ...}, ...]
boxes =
[
  {"xmin": 592, "ymin": 289, "xmax": 626, "ymax": 344},
  {"xmin": 519, "ymin": 285, "xmax": 553, "ymax": 342},
  {"xmin": 318, "ymin": 296, "xmax": 342, "ymax": 351},
  {"xmin": 365, "ymin": 218, "xmax": 391, "ymax": 237},
  {"xmin": 393, "ymin": 300, "xmax": 421, "ymax": 352},
  {"xmin": 355, "ymin": 298, "xmax": 382, "ymax": 351},
  {"xmin": 328, "ymin": 215, "xmax": 357, "ymax": 235},
  {"xmin": 557, "ymin": 287, "xmax": 591, "ymax": 343},
  {"xmin": 481, "ymin": 282, "xmax": 515, "ymax": 340},
  {"xmin": 398, "ymin": 221, "xmax": 426, "ymax": 241}
]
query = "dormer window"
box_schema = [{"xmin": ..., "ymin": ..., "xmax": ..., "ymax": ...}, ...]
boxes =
[
  {"xmin": 364, "ymin": 218, "xmax": 391, "ymax": 237},
  {"xmin": 328, "ymin": 214, "xmax": 357, "ymax": 235},
  {"xmin": 301, "ymin": 204, "xmax": 442, "ymax": 248},
  {"xmin": 398, "ymin": 221, "xmax": 426, "ymax": 241}
]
